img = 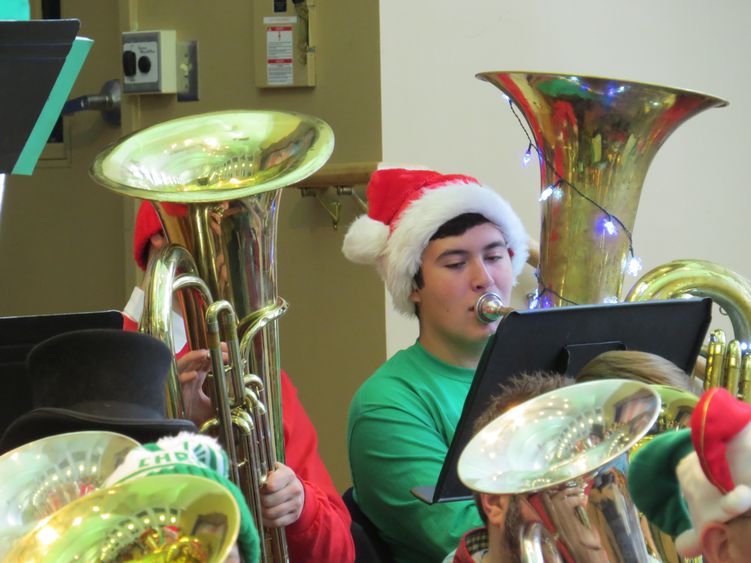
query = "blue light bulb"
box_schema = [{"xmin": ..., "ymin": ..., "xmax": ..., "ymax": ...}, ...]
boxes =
[{"xmin": 522, "ymin": 147, "xmax": 532, "ymax": 167}]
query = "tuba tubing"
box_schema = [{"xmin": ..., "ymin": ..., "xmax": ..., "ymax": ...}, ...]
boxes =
[{"xmin": 90, "ymin": 110, "xmax": 335, "ymax": 563}]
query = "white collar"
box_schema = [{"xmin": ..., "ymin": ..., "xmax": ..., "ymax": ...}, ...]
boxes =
[{"xmin": 124, "ymin": 286, "xmax": 188, "ymax": 352}]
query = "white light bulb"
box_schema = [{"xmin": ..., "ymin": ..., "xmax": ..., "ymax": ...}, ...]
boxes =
[
  {"xmin": 603, "ymin": 219, "xmax": 617, "ymax": 237},
  {"xmin": 627, "ymin": 256, "xmax": 643, "ymax": 276},
  {"xmin": 539, "ymin": 186, "xmax": 554, "ymax": 201}
]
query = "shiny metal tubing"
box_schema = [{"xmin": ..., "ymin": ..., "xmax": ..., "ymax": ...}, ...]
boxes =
[
  {"xmin": 141, "ymin": 245, "xmax": 214, "ymax": 419},
  {"xmin": 520, "ymin": 522, "xmax": 563, "ymax": 563},
  {"xmin": 626, "ymin": 260, "xmax": 751, "ymax": 342}
]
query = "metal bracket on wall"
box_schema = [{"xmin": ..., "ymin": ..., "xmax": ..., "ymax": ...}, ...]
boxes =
[
  {"xmin": 300, "ymin": 187, "xmax": 367, "ymax": 230},
  {"xmin": 295, "ymin": 162, "xmax": 377, "ymax": 230},
  {"xmin": 300, "ymin": 187, "xmax": 339, "ymax": 229}
]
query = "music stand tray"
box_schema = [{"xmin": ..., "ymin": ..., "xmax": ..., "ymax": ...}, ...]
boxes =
[
  {"xmin": 412, "ymin": 298, "xmax": 711, "ymax": 504},
  {"xmin": 0, "ymin": 19, "xmax": 92, "ymax": 175}
]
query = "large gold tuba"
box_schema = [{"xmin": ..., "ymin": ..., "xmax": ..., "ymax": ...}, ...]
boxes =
[
  {"xmin": 477, "ymin": 72, "xmax": 728, "ymax": 306},
  {"xmin": 479, "ymin": 73, "xmax": 751, "ymax": 399},
  {"xmin": 90, "ymin": 110, "xmax": 335, "ymax": 563},
  {"xmin": 458, "ymin": 379, "xmax": 662, "ymax": 563}
]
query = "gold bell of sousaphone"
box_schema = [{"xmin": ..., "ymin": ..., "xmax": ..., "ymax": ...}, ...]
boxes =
[
  {"xmin": 0, "ymin": 430, "xmax": 139, "ymax": 560},
  {"xmin": 458, "ymin": 379, "xmax": 661, "ymax": 563},
  {"xmin": 90, "ymin": 110, "xmax": 335, "ymax": 563},
  {"xmin": 6, "ymin": 473, "xmax": 240, "ymax": 562},
  {"xmin": 477, "ymin": 72, "xmax": 729, "ymax": 307}
]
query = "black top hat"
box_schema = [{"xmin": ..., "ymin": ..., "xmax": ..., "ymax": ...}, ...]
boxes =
[{"xmin": 0, "ymin": 329, "xmax": 197, "ymax": 453}]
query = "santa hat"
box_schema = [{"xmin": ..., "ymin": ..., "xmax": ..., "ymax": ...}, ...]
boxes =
[
  {"xmin": 104, "ymin": 431, "xmax": 259, "ymax": 563},
  {"xmin": 133, "ymin": 201, "xmax": 188, "ymax": 270},
  {"xmin": 342, "ymin": 168, "xmax": 529, "ymax": 316},
  {"xmin": 628, "ymin": 388, "xmax": 751, "ymax": 558},
  {"xmin": 133, "ymin": 201, "xmax": 163, "ymax": 271},
  {"xmin": 691, "ymin": 387, "xmax": 751, "ymax": 511}
]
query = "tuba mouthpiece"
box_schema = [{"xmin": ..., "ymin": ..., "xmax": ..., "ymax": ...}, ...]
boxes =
[{"xmin": 475, "ymin": 292, "xmax": 506, "ymax": 324}]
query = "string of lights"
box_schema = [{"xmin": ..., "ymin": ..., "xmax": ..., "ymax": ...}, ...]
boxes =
[
  {"xmin": 502, "ymin": 96, "xmax": 643, "ymax": 307},
  {"xmin": 529, "ymin": 271, "xmax": 579, "ymax": 309}
]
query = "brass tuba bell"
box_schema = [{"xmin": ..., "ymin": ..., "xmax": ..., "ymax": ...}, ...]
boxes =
[
  {"xmin": 0, "ymin": 431, "xmax": 139, "ymax": 559},
  {"xmin": 90, "ymin": 110, "xmax": 335, "ymax": 563},
  {"xmin": 477, "ymin": 72, "xmax": 727, "ymax": 307},
  {"xmin": 458, "ymin": 379, "xmax": 661, "ymax": 563},
  {"xmin": 6, "ymin": 473, "xmax": 240, "ymax": 562}
]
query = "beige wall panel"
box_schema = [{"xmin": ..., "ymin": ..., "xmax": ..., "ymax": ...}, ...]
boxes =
[
  {"xmin": 0, "ymin": 0, "xmax": 126, "ymax": 316},
  {"xmin": 121, "ymin": 0, "xmax": 384, "ymax": 489}
]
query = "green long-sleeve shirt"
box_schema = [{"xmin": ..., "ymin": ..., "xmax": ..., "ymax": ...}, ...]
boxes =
[{"xmin": 347, "ymin": 342, "xmax": 483, "ymax": 563}]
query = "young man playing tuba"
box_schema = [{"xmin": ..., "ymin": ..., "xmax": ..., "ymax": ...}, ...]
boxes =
[{"xmin": 342, "ymin": 168, "xmax": 529, "ymax": 562}]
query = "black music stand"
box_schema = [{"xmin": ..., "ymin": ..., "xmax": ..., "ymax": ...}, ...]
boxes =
[
  {"xmin": 0, "ymin": 310, "xmax": 123, "ymax": 435},
  {"xmin": 412, "ymin": 298, "xmax": 712, "ymax": 504},
  {"xmin": 0, "ymin": 19, "xmax": 91, "ymax": 174}
]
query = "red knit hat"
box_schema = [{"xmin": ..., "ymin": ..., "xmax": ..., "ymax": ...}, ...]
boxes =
[
  {"xmin": 341, "ymin": 168, "xmax": 529, "ymax": 316},
  {"xmin": 133, "ymin": 201, "xmax": 163, "ymax": 271}
]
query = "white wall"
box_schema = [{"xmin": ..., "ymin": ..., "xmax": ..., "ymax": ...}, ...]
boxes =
[{"xmin": 380, "ymin": 0, "xmax": 750, "ymax": 355}]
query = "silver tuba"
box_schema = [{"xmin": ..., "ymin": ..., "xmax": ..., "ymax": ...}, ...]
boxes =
[
  {"xmin": 90, "ymin": 110, "xmax": 335, "ymax": 562},
  {"xmin": 458, "ymin": 379, "xmax": 661, "ymax": 562}
]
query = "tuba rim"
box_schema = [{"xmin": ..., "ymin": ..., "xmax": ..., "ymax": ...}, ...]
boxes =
[
  {"xmin": 89, "ymin": 109, "xmax": 335, "ymax": 203},
  {"xmin": 475, "ymin": 70, "xmax": 729, "ymax": 107},
  {"xmin": 458, "ymin": 379, "xmax": 661, "ymax": 495},
  {"xmin": 6, "ymin": 473, "xmax": 241, "ymax": 562}
]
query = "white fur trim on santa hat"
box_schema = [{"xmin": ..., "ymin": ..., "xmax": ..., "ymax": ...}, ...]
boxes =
[
  {"xmin": 675, "ymin": 452, "xmax": 732, "ymax": 558},
  {"xmin": 726, "ymin": 422, "xmax": 751, "ymax": 492},
  {"xmin": 720, "ymin": 484, "xmax": 751, "ymax": 516},
  {"xmin": 342, "ymin": 214, "xmax": 390, "ymax": 265},
  {"xmin": 384, "ymin": 181, "xmax": 529, "ymax": 316},
  {"xmin": 674, "ymin": 529, "xmax": 700, "ymax": 559}
]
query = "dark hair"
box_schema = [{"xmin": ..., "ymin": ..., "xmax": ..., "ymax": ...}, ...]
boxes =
[
  {"xmin": 472, "ymin": 371, "xmax": 574, "ymax": 524},
  {"xmin": 412, "ymin": 213, "xmax": 491, "ymax": 290}
]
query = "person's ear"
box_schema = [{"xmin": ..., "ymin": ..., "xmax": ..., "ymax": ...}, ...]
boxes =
[
  {"xmin": 702, "ymin": 522, "xmax": 732, "ymax": 562},
  {"xmin": 480, "ymin": 493, "xmax": 509, "ymax": 528},
  {"xmin": 409, "ymin": 279, "xmax": 421, "ymax": 304}
]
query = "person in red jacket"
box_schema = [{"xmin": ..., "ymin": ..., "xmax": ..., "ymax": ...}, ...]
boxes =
[{"xmin": 124, "ymin": 200, "xmax": 354, "ymax": 562}]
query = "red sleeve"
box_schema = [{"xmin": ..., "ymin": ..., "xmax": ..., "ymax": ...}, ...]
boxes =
[
  {"xmin": 281, "ymin": 370, "xmax": 355, "ymax": 563},
  {"xmin": 122, "ymin": 314, "xmax": 138, "ymax": 332}
]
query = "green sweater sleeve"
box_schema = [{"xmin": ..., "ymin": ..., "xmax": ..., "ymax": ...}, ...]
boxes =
[{"xmin": 349, "ymin": 404, "xmax": 483, "ymax": 563}]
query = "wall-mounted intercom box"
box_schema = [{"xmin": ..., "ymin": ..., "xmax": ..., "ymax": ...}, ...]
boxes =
[
  {"xmin": 121, "ymin": 30, "xmax": 198, "ymax": 100},
  {"xmin": 122, "ymin": 30, "xmax": 177, "ymax": 94}
]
